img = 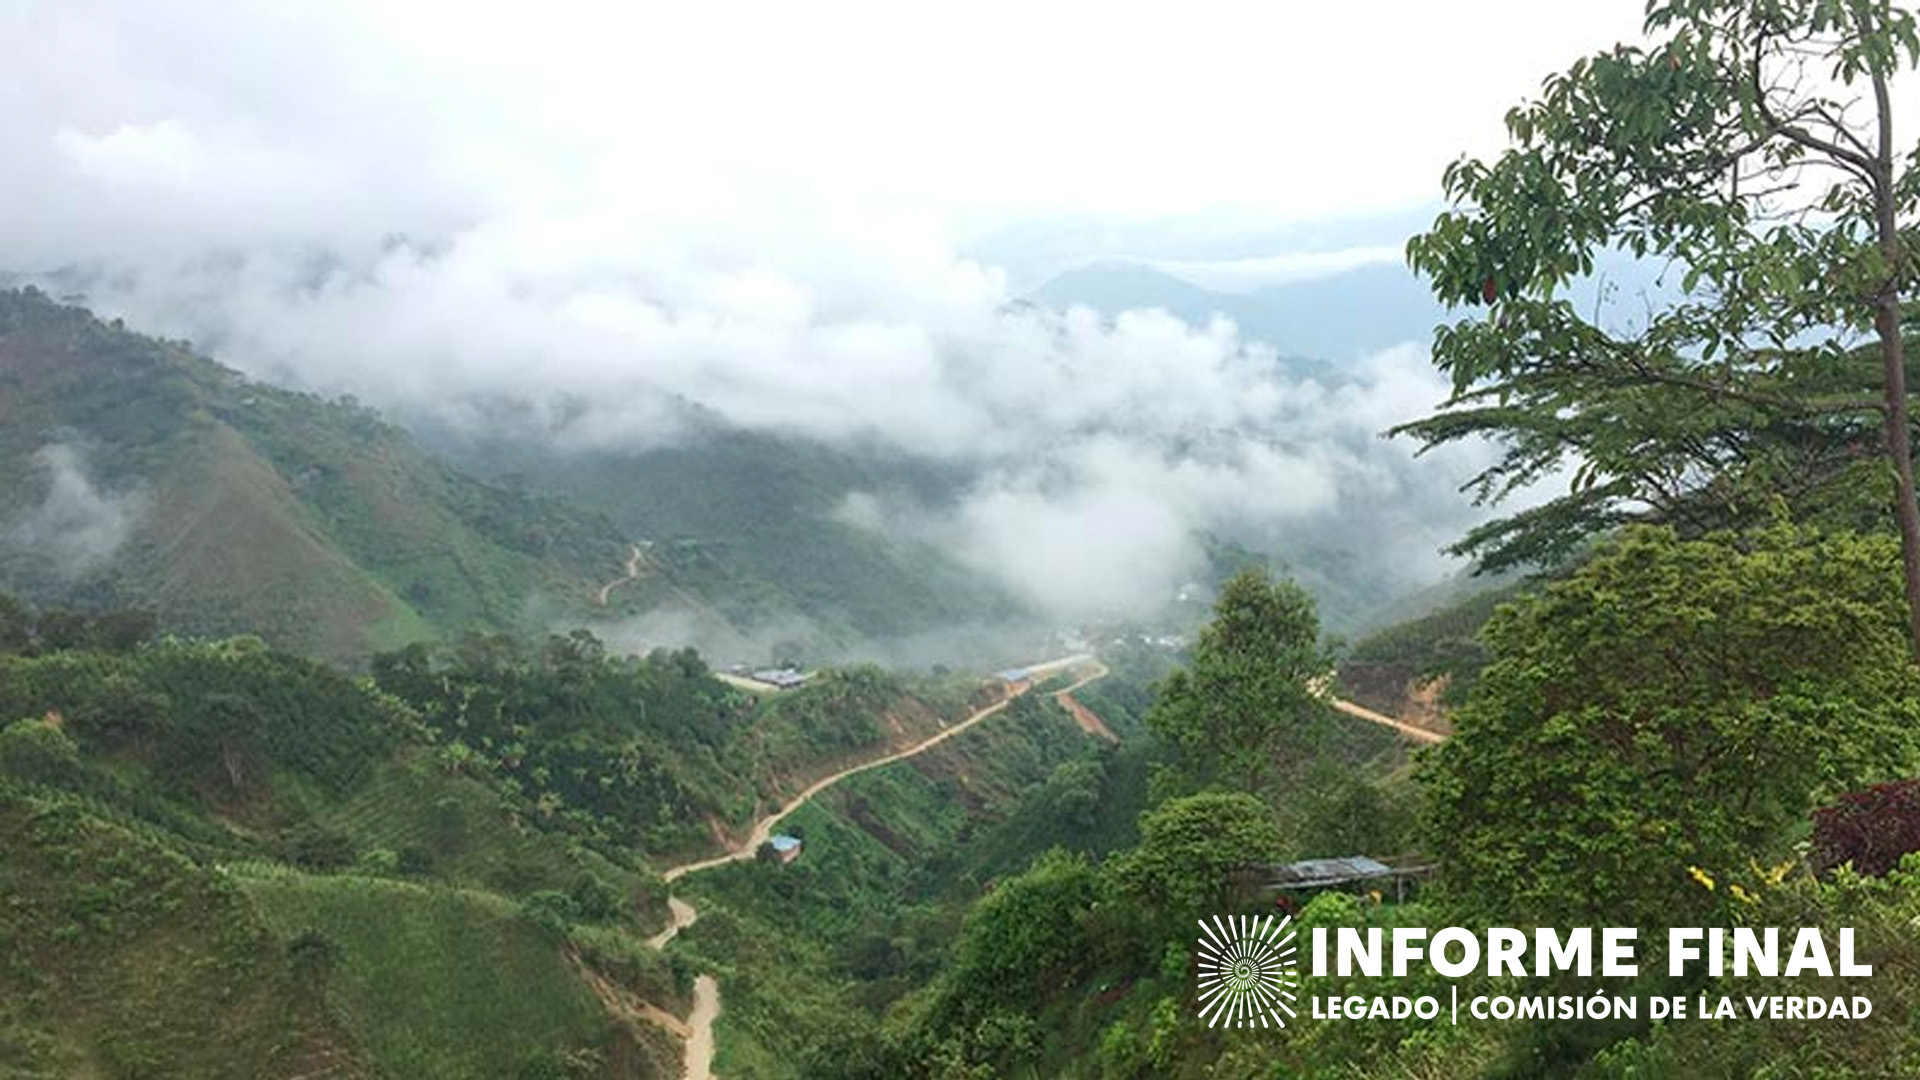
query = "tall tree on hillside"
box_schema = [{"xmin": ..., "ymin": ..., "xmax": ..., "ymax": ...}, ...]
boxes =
[
  {"xmin": 1401, "ymin": 0, "xmax": 1920, "ymax": 657},
  {"xmin": 1146, "ymin": 568, "xmax": 1330, "ymax": 794}
]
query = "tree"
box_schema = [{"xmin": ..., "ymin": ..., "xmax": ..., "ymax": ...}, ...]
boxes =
[
  {"xmin": 1146, "ymin": 569, "xmax": 1330, "ymax": 794},
  {"xmin": 1112, "ymin": 792, "xmax": 1283, "ymax": 921},
  {"xmin": 0, "ymin": 717, "xmax": 82, "ymax": 787},
  {"xmin": 1423, "ymin": 526, "xmax": 1920, "ymax": 929},
  {"xmin": 1402, "ymin": 0, "xmax": 1920, "ymax": 658},
  {"xmin": 950, "ymin": 849, "xmax": 1104, "ymax": 1005}
]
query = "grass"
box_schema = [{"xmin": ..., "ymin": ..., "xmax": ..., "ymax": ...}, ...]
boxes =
[
  {"xmin": 0, "ymin": 783, "xmax": 360, "ymax": 1080},
  {"xmin": 313, "ymin": 753, "xmax": 660, "ymax": 911},
  {"xmin": 239, "ymin": 866, "xmax": 635, "ymax": 1080},
  {"xmin": 0, "ymin": 288, "xmax": 645, "ymax": 665}
]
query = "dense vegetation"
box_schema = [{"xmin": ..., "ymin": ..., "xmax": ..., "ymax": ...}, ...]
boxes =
[
  {"xmin": 691, "ymin": 570, "xmax": 1419, "ymax": 1079},
  {"xmin": 668, "ymin": 685, "xmax": 1158, "ymax": 1078},
  {"xmin": 776, "ymin": 527, "xmax": 1920, "ymax": 1079},
  {"xmin": 1399, "ymin": 0, "xmax": 1920, "ymax": 651},
  {"xmin": 8, "ymin": 4, "xmax": 1920, "ymax": 1077},
  {"xmin": 0, "ymin": 592, "xmax": 1046, "ymax": 1079},
  {"xmin": 444, "ymin": 427, "xmax": 1028, "ymax": 651}
]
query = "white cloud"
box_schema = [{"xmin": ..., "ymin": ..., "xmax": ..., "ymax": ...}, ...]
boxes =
[
  {"xmin": 0, "ymin": 0, "xmax": 1617, "ymax": 623},
  {"xmin": 1145, "ymin": 245, "xmax": 1407, "ymax": 293},
  {"xmin": 10, "ymin": 443, "xmax": 147, "ymax": 578}
]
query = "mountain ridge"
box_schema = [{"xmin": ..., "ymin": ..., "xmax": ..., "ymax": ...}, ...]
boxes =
[{"xmin": 0, "ymin": 287, "xmax": 702, "ymax": 662}]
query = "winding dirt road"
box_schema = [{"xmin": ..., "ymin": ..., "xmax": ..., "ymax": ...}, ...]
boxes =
[
  {"xmin": 639, "ymin": 655, "xmax": 1106, "ymax": 1079},
  {"xmin": 597, "ymin": 545, "xmax": 647, "ymax": 607},
  {"xmin": 604, "ymin": 650, "xmax": 1423, "ymax": 1078}
]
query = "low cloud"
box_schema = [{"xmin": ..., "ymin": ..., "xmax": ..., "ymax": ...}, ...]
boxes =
[
  {"xmin": 11, "ymin": 442, "xmax": 147, "ymax": 578},
  {"xmin": 1145, "ymin": 245, "xmax": 1408, "ymax": 293},
  {"xmin": 50, "ymin": 225, "xmax": 1497, "ymax": 628},
  {"xmin": 0, "ymin": 1, "xmax": 1527, "ymax": 638}
]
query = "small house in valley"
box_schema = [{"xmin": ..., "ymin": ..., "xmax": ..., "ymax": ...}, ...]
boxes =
[
  {"xmin": 750, "ymin": 667, "xmax": 810, "ymax": 690},
  {"xmin": 768, "ymin": 834, "xmax": 803, "ymax": 864}
]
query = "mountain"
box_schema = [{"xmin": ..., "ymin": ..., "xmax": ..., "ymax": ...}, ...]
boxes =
[
  {"xmin": 1031, "ymin": 260, "xmax": 1444, "ymax": 363},
  {"xmin": 0, "ymin": 288, "xmax": 706, "ymax": 662},
  {"xmin": 428, "ymin": 423, "xmax": 1029, "ymax": 660}
]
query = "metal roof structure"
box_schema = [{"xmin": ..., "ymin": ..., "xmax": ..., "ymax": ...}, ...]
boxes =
[{"xmin": 1250, "ymin": 856, "xmax": 1397, "ymax": 889}]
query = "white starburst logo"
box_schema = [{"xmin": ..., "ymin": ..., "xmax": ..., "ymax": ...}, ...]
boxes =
[{"xmin": 1195, "ymin": 914, "xmax": 1299, "ymax": 1029}]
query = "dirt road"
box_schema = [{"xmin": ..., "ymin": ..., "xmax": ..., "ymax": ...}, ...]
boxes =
[
  {"xmin": 1328, "ymin": 696, "xmax": 1444, "ymax": 744},
  {"xmin": 665, "ymin": 658, "xmax": 1104, "ymax": 883},
  {"xmin": 1325, "ymin": 693, "xmax": 1444, "ymax": 744},
  {"xmin": 646, "ymin": 896, "xmax": 699, "ymax": 950},
  {"xmin": 617, "ymin": 656, "xmax": 1419, "ymax": 1076},
  {"xmin": 639, "ymin": 655, "xmax": 1105, "ymax": 1078},
  {"xmin": 597, "ymin": 545, "xmax": 647, "ymax": 607},
  {"xmin": 1055, "ymin": 683, "xmax": 1117, "ymax": 741},
  {"xmin": 683, "ymin": 977, "xmax": 720, "ymax": 1080}
]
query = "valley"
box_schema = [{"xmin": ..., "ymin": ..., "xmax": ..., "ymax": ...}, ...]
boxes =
[
  {"xmin": 10, "ymin": 1, "xmax": 1920, "ymax": 1076},
  {"xmin": 0, "ymin": 288, "xmax": 1506, "ymax": 1080},
  {"xmin": 647, "ymin": 656, "xmax": 1110, "ymax": 1078}
]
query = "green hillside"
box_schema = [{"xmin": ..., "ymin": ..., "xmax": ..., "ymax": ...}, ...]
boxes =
[
  {"xmin": 0, "ymin": 593, "xmax": 1070, "ymax": 1080},
  {"xmin": 0, "ymin": 784, "xmax": 369, "ymax": 1080},
  {"xmin": 440, "ymin": 426, "xmax": 1027, "ymax": 652},
  {"xmin": 0, "ymin": 287, "xmax": 707, "ymax": 663}
]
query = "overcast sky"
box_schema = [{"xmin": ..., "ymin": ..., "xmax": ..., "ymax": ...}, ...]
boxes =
[
  {"xmin": 1, "ymin": 1, "xmax": 1657, "ymax": 623},
  {"xmin": 6, "ymin": 0, "xmax": 1650, "ymax": 262}
]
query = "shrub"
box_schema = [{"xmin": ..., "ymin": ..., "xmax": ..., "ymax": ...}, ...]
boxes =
[
  {"xmin": 287, "ymin": 927, "xmax": 345, "ymax": 980},
  {"xmin": 519, "ymin": 890, "xmax": 579, "ymax": 937},
  {"xmin": 1813, "ymin": 778, "xmax": 1920, "ymax": 878},
  {"xmin": 1423, "ymin": 527, "xmax": 1920, "ymax": 928},
  {"xmin": 0, "ymin": 717, "xmax": 82, "ymax": 787}
]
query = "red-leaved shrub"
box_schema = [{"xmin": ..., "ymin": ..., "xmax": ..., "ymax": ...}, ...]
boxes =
[{"xmin": 1812, "ymin": 778, "xmax": 1920, "ymax": 877}]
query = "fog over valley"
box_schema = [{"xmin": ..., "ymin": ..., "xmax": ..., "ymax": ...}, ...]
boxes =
[{"xmin": 0, "ymin": 0, "xmax": 1648, "ymax": 646}]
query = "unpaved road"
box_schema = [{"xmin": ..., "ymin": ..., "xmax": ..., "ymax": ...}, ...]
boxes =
[
  {"xmin": 1327, "ymin": 695, "xmax": 1444, "ymax": 744},
  {"xmin": 682, "ymin": 977, "xmax": 720, "ymax": 1080},
  {"xmin": 1055, "ymin": 682, "xmax": 1117, "ymax": 741},
  {"xmin": 646, "ymin": 896, "xmax": 699, "ymax": 950},
  {"xmin": 642, "ymin": 654, "xmax": 1105, "ymax": 1079},
  {"xmin": 620, "ymin": 656, "xmax": 1420, "ymax": 1077},
  {"xmin": 665, "ymin": 657, "xmax": 1103, "ymax": 884},
  {"xmin": 597, "ymin": 545, "xmax": 647, "ymax": 607}
]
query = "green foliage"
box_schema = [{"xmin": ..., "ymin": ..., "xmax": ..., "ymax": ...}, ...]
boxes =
[
  {"xmin": 1112, "ymin": 791, "xmax": 1282, "ymax": 923},
  {"xmin": 0, "ymin": 784, "xmax": 362, "ymax": 1078},
  {"xmin": 663, "ymin": 684, "xmax": 1115, "ymax": 1078},
  {"xmin": 286, "ymin": 926, "xmax": 346, "ymax": 981},
  {"xmin": 0, "ymin": 718, "xmax": 81, "ymax": 787},
  {"xmin": 1342, "ymin": 578, "xmax": 1527, "ymax": 707},
  {"xmin": 1401, "ymin": 0, "xmax": 1920, "ymax": 573},
  {"xmin": 949, "ymin": 850, "xmax": 1106, "ymax": 1008},
  {"xmin": 0, "ymin": 600, "xmax": 706, "ymax": 1077},
  {"xmin": 0, "ymin": 599, "xmax": 155, "ymax": 656},
  {"xmin": 372, "ymin": 632, "xmax": 752, "ymax": 853},
  {"xmin": 0, "ymin": 288, "xmax": 643, "ymax": 662},
  {"xmin": 460, "ymin": 426, "xmax": 1026, "ymax": 651},
  {"xmin": 1584, "ymin": 860, "xmax": 1920, "ymax": 1078},
  {"xmin": 1147, "ymin": 568, "xmax": 1331, "ymax": 793},
  {"xmin": 1292, "ymin": 768, "xmax": 1419, "ymax": 859},
  {"xmin": 740, "ymin": 665, "xmax": 904, "ymax": 769},
  {"xmin": 242, "ymin": 868, "xmax": 647, "ymax": 1080},
  {"xmin": 1424, "ymin": 525, "xmax": 1920, "ymax": 928},
  {"xmin": 0, "ymin": 635, "xmax": 403, "ymax": 799}
]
